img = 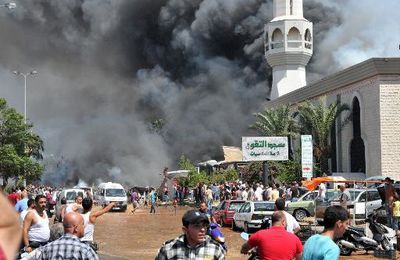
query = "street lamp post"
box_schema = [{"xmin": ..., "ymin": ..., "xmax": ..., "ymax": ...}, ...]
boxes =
[
  {"xmin": 1, "ymin": 2, "xmax": 16, "ymax": 9},
  {"xmin": 13, "ymin": 70, "xmax": 38, "ymax": 124}
]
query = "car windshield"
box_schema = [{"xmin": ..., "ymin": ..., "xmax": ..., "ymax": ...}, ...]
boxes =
[
  {"xmin": 254, "ymin": 202, "xmax": 275, "ymax": 211},
  {"xmin": 106, "ymin": 189, "xmax": 126, "ymax": 197},
  {"xmin": 330, "ymin": 190, "xmax": 362, "ymax": 202},
  {"xmin": 229, "ymin": 202, "xmax": 244, "ymax": 211},
  {"xmin": 66, "ymin": 191, "xmax": 84, "ymax": 201}
]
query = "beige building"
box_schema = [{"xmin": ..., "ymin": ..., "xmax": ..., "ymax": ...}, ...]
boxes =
[
  {"xmin": 264, "ymin": 58, "xmax": 400, "ymax": 179},
  {"xmin": 264, "ymin": 0, "xmax": 400, "ymax": 179}
]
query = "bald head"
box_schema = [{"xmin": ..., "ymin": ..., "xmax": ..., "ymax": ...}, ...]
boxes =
[
  {"xmin": 271, "ymin": 211, "xmax": 286, "ymax": 227},
  {"xmin": 63, "ymin": 212, "xmax": 84, "ymax": 237}
]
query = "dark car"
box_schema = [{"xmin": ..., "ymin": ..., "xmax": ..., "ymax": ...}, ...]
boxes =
[{"xmin": 213, "ymin": 200, "xmax": 246, "ymax": 226}]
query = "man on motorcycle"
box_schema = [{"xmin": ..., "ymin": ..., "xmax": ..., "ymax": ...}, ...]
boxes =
[{"xmin": 240, "ymin": 211, "xmax": 303, "ymax": 260}]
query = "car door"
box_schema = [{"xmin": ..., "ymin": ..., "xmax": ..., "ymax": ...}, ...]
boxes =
[
  {"xmin": 366, "ymin": 190, "xmax": 382, "ymax": 215},
  {"xmin": 237, "ymin": 202, "xmax": 250, "ymax": 229},
  {"xmin": 214, "ymin": 201, "xmax": 225, "ymax": 221},
  {"xmin": 242, "ymin": 202, "xmax": 253, "ymax": 225}
]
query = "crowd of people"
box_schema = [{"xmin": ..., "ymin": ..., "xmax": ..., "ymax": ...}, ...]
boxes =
[
  {"xmin": 0, "ymin": 184, "xmax": 115, "ymax": 259},
  {"xmin": 0, "ymin": 176, "xmax": 397, "ymax": 259}
]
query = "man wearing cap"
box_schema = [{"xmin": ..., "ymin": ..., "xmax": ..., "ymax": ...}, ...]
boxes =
[{"xmin": 155, "ymin": 209, "xmax": 225, "ymax": 259}]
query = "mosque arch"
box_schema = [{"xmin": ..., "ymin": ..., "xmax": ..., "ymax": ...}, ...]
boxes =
[
  {"xmin": 288, "ymin": 27, "xmax": 301, "ymax": 40},
  {"xmin": 264, "ymin": 31, "xmax": 269, "ymax": 51},
  {"xmin": 304, "ymin": 29, "xmax": 312, "ymax": 49},
  {"xmin": 350, "ymin": 97, "xmax": 366, "ymax": 173},
  {"xmin": 287, "ymin": 27, "xmax": 301, "ymax": 48},
  {"xmin": 271, "ymin": 28, "xmax": 284, "ymax": 49}
]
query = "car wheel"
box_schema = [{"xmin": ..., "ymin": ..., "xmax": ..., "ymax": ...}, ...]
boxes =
[
  {"xmin": 232, "ymin": 220, "xmax": 239, "ymax": 231},
  {"xmin": 244, "ymin": 222, "xmax": 252, "ymax": 233},
  {"xmin": 294, "ymin": 209, "xmax": 308, "ymax": 222}
]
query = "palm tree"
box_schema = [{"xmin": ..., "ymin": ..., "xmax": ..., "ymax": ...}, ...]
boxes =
[
  {"xmin": 250, "ymin": 105, "xmax": 299, "ymax": 183},
  {"xmin": 250, "ymin": 105, "xmax": 298, "ymax": 158},
  {"xmin": 250, "ymin": 105, "xmax": 297, "ymax": 136},
  {"xmin": 295, "ymin": 98, "xmax": 350, "ymax": 176}
]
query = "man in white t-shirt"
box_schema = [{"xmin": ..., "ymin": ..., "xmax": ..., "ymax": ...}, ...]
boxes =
[
  {"xmin": 275, "ymin": 198, "xmax": 300, "ymax": 234},
  {"xmin": 318, "ymin": 183, "xmax": 327, "ymax": 201}
]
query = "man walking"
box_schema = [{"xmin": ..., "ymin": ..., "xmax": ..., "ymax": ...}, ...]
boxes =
[
  {"xmin": 155, "ymin": 209, "xmax": 225, "ymax": 259},
  {"xmin": 275, "ymin": 198, "xmax": 300, "ymax": 234},
  {"xmin": 22, "ymin": 195, "xmax": 50, "ymax": 253},
  {"xmin": 241, "ymin": 211, "xmax": 303, "ymax": 260},
  {"xmin": 150, "ymin": 188, "xmax": 157, "ymax": 214},
  {"xmin": 15, "ymin": 187, "xmax": 29, "ymax": 213},
  {"xmin": 33, "ymin": 212, "xmax": 98, "ymax": 259},
  {"xmin": 302, "ymin": 205, "xmax": 350, "ymax": 260}
]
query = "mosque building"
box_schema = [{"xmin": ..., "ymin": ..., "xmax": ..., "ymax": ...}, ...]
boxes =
[{"xmin": 264, "ymin": 0, "xmax": 400, "ymax": 179}]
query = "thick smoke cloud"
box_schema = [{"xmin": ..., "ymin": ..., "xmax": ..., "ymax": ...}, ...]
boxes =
[{"xmin": 0, "ymin": 0, "xmax": 396, "ymax": 186}]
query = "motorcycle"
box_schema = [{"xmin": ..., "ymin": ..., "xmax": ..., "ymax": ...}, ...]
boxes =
[
  {"xmin": 209, "ymin": 222, "xmax": 227, "ymax": 251},
  {"xmin": 337, "ymin": 210, "xmax": 396, "ymax": 256},
  {"xmin": 239, "ymin": 217, "xmax": 271, "ymax": 260},
  {"xmin": 240, "ymin": 232, "xmax": 259, "ymax": 260}
]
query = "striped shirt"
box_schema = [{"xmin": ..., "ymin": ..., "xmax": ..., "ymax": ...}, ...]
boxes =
[
  {"xmin": 34, "ymin": 233, "xmax": 98, "ymax": 260},
  {"xmin": 155, "ymin": 235, "xmax": 225, "ymax": 260}
]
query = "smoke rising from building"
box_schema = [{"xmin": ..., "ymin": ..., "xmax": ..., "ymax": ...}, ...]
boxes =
[{"xmin": 0, "ymin": 0, "xmax": 397, "ymax": 186}]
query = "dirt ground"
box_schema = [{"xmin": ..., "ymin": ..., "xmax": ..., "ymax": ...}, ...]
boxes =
[{"xmin": 94, "ymin": 204, "xmax": 397, "ymax": 260}]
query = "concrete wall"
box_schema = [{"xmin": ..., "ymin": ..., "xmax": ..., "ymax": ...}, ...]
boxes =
[
  {"xmin": 379, "ymin": 82, "xmax": 400, "ymax": 179},
  {"xmin": 329, "ymin": 78, "xmax": 381, "ymax": 178}
]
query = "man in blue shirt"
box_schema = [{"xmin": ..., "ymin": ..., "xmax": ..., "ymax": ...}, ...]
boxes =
[
  {"xmin": 302, "ymin": 205, "xmax": 350, "ymax": 260},
  {"xmin": 15, "ymin": 187, "xmax": 29, "ymax": 213}
]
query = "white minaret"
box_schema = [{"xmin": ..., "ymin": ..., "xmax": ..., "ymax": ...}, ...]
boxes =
[{"xmin": 265, "ymin": 0, "xmax": 313, "ymax": 100}]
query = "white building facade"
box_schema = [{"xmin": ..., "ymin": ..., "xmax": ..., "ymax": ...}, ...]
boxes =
[{"xmin": 264, "ymin": 58, "xmax": 400, "ymax": 179}]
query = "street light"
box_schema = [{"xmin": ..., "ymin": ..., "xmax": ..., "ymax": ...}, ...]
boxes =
[
  {"xmin": 12, "ymin": 70, "xmax": 38, "ymax": 124},
  {"xmin": 1, "ymin": 2, "xmax": 16, "ymax": 9}
]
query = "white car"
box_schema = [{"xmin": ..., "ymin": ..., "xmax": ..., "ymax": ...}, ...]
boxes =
[{"xmin": 232, "ymin": 201, "xmax": 275, "ymax": 233}]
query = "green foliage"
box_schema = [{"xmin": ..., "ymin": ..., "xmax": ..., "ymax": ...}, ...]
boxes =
[
  {"xmin": 0, "ymin": 98, "xmax": 44, "ymax": 186},
  {"xmin": 210, "ymin": 168, "xmax": 239, "ymax": 184},
  {"xmin": 268, "ymin": 157, "xmax": 302, "ymax": 183},
  {"xmin": 295, "ymin": 98, "xmax": 350, "ymax": 175},
  {"xmin": 240, "ymin": 162, "xmax": 263, "ymax": 183},
  {"xmin": 250, "ymin": 105, "xmax": 297, "ymax": 137}
]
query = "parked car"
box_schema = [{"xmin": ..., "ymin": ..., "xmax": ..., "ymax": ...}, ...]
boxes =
[
  {"xmin": 54, "ymin": 188, "xmax": 85, "ymax": 222},
  {"xmin": 213, "ymin": 200, "xmax": 245, "ymax": 226},
  {"xmin": 287, "ymin": 189, "xmax": 338, "ymax": 221},
  {"xmin": 315, "ymin": 188, "xmax": 382, "ymax": 222},
  {"xmin": 232, "ymin": 201, "xmax": 275, "ymax": 233}
]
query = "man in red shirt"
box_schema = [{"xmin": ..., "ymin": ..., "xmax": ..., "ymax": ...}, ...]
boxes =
[{"xmin": 240, "ymin": 211, "xmax": 303, "ymax": 260}]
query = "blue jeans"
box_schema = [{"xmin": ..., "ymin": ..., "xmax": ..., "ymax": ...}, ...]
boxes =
[
  {"xmin": 385, "ymin": 204, "xmax": 394, "ymax": 228},
  {"xmin": 393, "ymin": 217, "xmax": 399, "ymax": 231}
]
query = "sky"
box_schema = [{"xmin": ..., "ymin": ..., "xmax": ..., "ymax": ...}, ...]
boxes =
[{"xmin": 0, "ymin": 0, "xmax": 399, "ymax": 186}]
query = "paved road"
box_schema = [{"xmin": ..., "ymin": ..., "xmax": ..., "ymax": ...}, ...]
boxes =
[{"xmin": 94, "ymin": 205, "xmax": 395, "ymax": 259}]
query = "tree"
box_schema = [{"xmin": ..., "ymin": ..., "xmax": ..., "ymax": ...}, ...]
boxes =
[
  {"xmin": 250, "ymin": 105, "xmax": 297, "ymax": 137},
  {"xmin": 250, "ymin": 105, "xmax": 297, "ymax": 158},
  {"xmin": 250, "ymin": 105, "xmax": 300, "ymax": 182},
  {"xmin": 0, "ymin": 98, "xmax": 44, "ymax": 187},
  {"xmin": 295, "ymin": 98, "xmax": 350, "ymax": 176}
]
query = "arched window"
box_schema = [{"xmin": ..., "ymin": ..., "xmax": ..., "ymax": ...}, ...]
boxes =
[
  {"xmin": 271, "ymin": 28, "xmax": 283, "ymax": 49},
  {"xmin": 304, "ymin": 29, "xmax": 312, "ymax": 49},
  {"xmin": 264, "ymin": 31, "xmax": 269, "ymax": 52},
  {"xmin": 350, "ymin": 97, "xmax": 365, "ymax": 173},
  {"xmin": 287, "ymin": 27, "xmax": 301, "ymax": 47},
  {"xmin": 304, "ymin": 29, "xmax": 312, "ymax": 42}
]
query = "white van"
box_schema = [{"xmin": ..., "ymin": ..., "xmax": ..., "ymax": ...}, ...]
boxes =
[{"xmin": 97, "ymin": 182, "xmax": 128, "ymax": 212}]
